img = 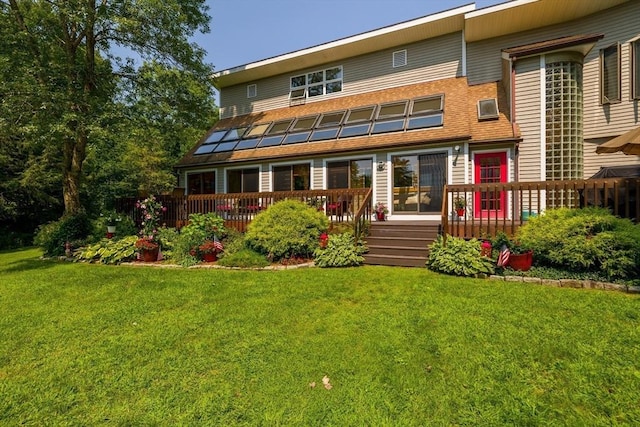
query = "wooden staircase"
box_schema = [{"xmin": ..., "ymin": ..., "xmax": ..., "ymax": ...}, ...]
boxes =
[{"xmin": 363, "ymin": 220, "xmax": 441, "ymax": 267}]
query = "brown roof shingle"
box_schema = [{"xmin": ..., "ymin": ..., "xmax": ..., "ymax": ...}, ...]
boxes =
[{"xmin": 177, "ymin": 77, "xmax": 519, "ymax": 168}]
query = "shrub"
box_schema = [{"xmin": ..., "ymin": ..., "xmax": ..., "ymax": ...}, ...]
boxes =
[
  {"xmin": 516, "ymin": 207, "xmax": 640, "ymax": 280},
  {"xmin": 245, "ymin": 199, "xmax": 329, "ymax": 261},
  {"xmin": 34, "ymin": 213, "xmax": 92, "ymax": 256},
  {"xmin": 75, "ymin": 236, "xmax": 138, "ymax": 264},
  {"xmin": 219, "ymin": 229, "xmax": 246, "ymax": 257},
  {"xmin": 89, "ymin": 214, "xmax": 137, "ymax": 243},
  {"xmin": 217, "ymin": 248, "xmax": 270, "ymax": 268},
  {"xmin": 173, "ymin": 213, "xmax": 227, "ymax": 266},
  {"xmin": 313, "ymin": 232, "xmax": 366, "ymax": 268},
  {"xmin": 426, "ymin": 235, "xmax": 495, "ymax": 277}
]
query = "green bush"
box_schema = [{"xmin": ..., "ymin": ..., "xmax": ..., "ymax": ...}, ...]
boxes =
[
  {"xmin": 426, "ymin": 235, "xmax": 495, "ymax": 277},
  {"xmin": 75, "ymin": 236, "xmax": 138, "ymax": 264},
  {"xmin": 516, "ymin": 207, "xmax": 640, "ymax": 280},
  {"xmin": 245, "ymin": 200, "xmax": 329, "ymax": 261},
  {"xmin": 313, "ymin": 232, "xmax": 366, "ymax": 268},
  {"xmin": 219, "ymin": 229, "xmax": 246, "ymax": 257},
  {"xmin": 34, "ymin": 213, "xmax": 93, "ymax": 256},
  {"xmin": 89, "ymin": 213, "xmax": 137, "ymax": 243},
  {"xmin": 172, "ymin": 213, "xmax": 226, "ymax": 266},
  {"xmin": 216, "ymin": 248, "xmax": 270, "ymax": 268}
]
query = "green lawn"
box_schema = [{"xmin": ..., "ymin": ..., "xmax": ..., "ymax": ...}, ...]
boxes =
[{"xmin": 1, "ymin": 248, "xmax": 639, "ymax": 425}]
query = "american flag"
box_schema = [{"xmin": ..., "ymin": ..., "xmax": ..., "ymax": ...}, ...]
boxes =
[
  {"xmin": 497, "ymin": 244, "xmax": 510, "ymax": 267},
  {"xmin": 213, "ymin": 236, "xmax": 224, "ymax": 252}
]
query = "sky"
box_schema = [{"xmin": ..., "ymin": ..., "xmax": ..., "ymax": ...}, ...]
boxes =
[{"xmin": 200, "ymin": 0, "xmax": 508, "ymax": 72}]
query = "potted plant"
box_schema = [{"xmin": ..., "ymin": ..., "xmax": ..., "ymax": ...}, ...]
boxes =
[
  {"xmin": 492, "ymin": 232, "xmax": 533, "ymax": 271},
  {"xmin": 198, "ymin": 238, "xmax": 223, "ymax": 262},
  {"xmin": 135, "ymin": 195, "xmax": 165, "ymax": 262},
  {"xmin": 135, "ymin": 237, "xmax": 160, "ymax": 262},
  {"xmin": 374, "ymin": 202, "xmax": 388, "ymax": 221},
  {"xmin": 453, "ymin": 197, "xmax": 466, "ymax": 217}
]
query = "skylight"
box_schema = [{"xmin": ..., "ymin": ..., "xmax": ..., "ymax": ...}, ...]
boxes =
[{"xmin": 193, "ymin": 94, "xmax": 447, "ymax": 156}]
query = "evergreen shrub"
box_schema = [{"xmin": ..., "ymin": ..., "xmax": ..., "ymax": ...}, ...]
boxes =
[
  {"xmin": 245, "ymin": 200, "xmax": 329, "ymax": 261},
  {"xmin": 516, "ymin": 207, "xmax": 640, "ymax": 280}
]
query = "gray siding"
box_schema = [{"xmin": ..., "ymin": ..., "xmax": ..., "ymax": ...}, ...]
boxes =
[
  {"xmin": 514, "ymin": 57, "xmax": 543, "ymax": 183},
  {"xmin": 467, "ymin": 1, "xmax": 640, "ymax": 142},
  {"xmin": 219, "ymin": 32, "xmax": 463, "ymax": 119}
]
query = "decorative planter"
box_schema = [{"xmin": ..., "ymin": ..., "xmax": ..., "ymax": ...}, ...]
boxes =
[
  {"xmin": 456, "ymin": 208, "xmax": 465, "ymax": 217},
  {"xmin": 140, "ymin": 247, "xmax": 159, "ymax": 262},
  {"xmin": 202, "ymin": 252, "xmax": 217, "ymax": 262},
  {"xmin": 375, "ymin": 211, "xmax": 386, "ymax": 221},
  {"xmin": 107, "ymin": 225, "xmax": 116, "ymax": 233},
  {"xmin": 508, "ymin": 251, "xmax": 533, "ymax": 271}
]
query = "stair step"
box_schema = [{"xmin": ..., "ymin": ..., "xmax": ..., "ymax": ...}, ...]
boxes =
[
  {"xmin": 363, "ymin": 254, "xmax": 427, "ymax": 268},
  {"xmin": 365, "ymin": 236, "xmax": 429, "ymax": 248}
]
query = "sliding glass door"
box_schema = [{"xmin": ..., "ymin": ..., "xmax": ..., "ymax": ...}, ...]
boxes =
[{"xmin": 392, "ymin": 152, "xmax": 446, "ymax": 214}]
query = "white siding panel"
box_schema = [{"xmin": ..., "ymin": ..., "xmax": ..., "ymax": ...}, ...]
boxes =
[
  {"xmin": 312, "ymin": 158, "xmax": 324, "ymax": 189},
  {"xmin": 514, "ymin": 57, "xmax": 543, "ymax": 183},
  {"xmin": 220, "ymin": 32, "xmax": 463, "ymax": 119}
]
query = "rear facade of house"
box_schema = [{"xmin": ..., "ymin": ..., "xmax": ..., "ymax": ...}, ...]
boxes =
[{"xmin": 175, "ymin": 0, "xmax": 640, "ymax": 228}]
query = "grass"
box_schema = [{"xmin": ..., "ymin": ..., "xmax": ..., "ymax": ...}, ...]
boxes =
[{"xmin": 1, "ymin": 248, "xmax": 640, "ymax": 425}]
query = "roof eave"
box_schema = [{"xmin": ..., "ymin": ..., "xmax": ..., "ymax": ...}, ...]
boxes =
[{"xmin": 212, "ymin": 4, "xmax": 475, "ymax": 89}]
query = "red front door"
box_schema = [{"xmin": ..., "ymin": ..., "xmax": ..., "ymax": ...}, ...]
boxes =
[{"xmin": 473, "ymin": 152, "xmax": 507, "ymax": 219}]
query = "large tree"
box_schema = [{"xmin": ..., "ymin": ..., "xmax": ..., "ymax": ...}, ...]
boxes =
[{"xmin": 0, "ymin": 0, "xmax": 214, "ymax": 216}]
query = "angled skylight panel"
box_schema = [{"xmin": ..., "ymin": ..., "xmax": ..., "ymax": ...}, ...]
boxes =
[
  {"xmin": 318, "ymin": 111, "xmax": 345, "ymax": 127},
  {"xmin": 377, "ymin": 101, "xmax": 408, "ymax": 119},
  {"xmin": 234, "ymin": 138, "xmax": 261, "ymax": 150},
  {"xmin": 203, "ymin": 129, "xmax": 228, "ymax": 144},
  {"xmin": 345, "ymin": 106, "xmax": 376, "ymax": 123},
  {"xmin": 339, "ymin": 123, "xmax": 370, "ymax": 138},
  {"xmin": 213, "ymin": 140, "xmax": 239, "ymax": 152},
  {"xmin": 309, "ymin": 127, "xmax": 340, "ymax": 142},
  {"xmin": 193, "ymin": 144, "xmax": 218, "ymax": 155},
  {"xmin": 267, "ymin": 119, "xmax": 294, "ymax": 135},
  {"xmin": 291, "ymin": 115, "xmax": 318, "ymax": 131},
  {"xmin": 371, "ymin": 119, "xmax": 405, "ymax": 134},
  {"xmin": 407, "ymin": 95, "xmax": 444, "ymax": 130},
  {"xmin": 259, "ymin": 135, "xmax": 285, "ymax": 147},
  {"xmin": 245, "ymin": 123, "xmax": 271, "ymax": 138},
  {"xmin": 283, "ymin": 132, "xmax": 311, "ymax": 144},
  {"xmin": 221, "ymin": 127, "xmax": 248, "ymax": 141}
]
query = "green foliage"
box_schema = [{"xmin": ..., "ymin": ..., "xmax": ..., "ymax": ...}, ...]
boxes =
[
  {"xmin": 216, "ymin": 248, "xmax": 270, "ymax": 268},
  {"xmin": 89, "ymin": 214, "xmax": 137, "ymax": 243},
  {"xmin": 157, "ymin": 227, "xmax": 179, "ymax": 261},
  {"xmin": 516, "ymin": 208, "xmax": 640, "ymax": 280},
  {"xmin": 34, "ymin": 213, "xmax": 93, "ymax": 256},
  {"xmin": 75, "ymin": 236, "xmax": 138, "ymax": 264},
  {"xmin": 245, "ymin": 200, "xmax": 329, "ymax": 261},
  {"xmin": 180, "ymin": 213, "xmax": 226, "ymax": 242},
  {"xmin": 313, "ymin": 233, "xmax": 366, "ymax": 268},
  {"xmin": 219, "ymin": 229, "xmax": 246, "ymax": 256},
  {"xmin": 427, "ymin": 235, "xmax": 495, "ymax": 277}
]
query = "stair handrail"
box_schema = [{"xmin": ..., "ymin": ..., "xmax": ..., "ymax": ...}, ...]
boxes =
[{"xmin": 352, "ymin": 188, "xmax": 373, "ymax": 240}]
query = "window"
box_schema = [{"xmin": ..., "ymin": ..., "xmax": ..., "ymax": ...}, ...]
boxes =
[
  {"xmin": 477, "ymin": 98, "xmax": 499, "ymax": 120},
  {"xmin": 393, "ymin": 50, "xmax": 407, "ymax": 68},
  {"xmin": 290, "ymin": 66, "xmax": 343, "ymax": 99},
  {"xmin": 247, "ymin": 84, "xmax": 257, "ymax": 98},
  {"xmin": 633, "ymin": 39, "xmax": 640, "ymax": 100},
  {"xmin": 227, "ymin": 168, "xmax": 259, "ymax": 193},
  {"xmin": 377, "ymin": 101, "xmax": 408, "ymax": 118},
  {"xmin": 188, "ymin": 172, "xmax": 215, "ymax": 194},
  {"xmin": 600, "ymin": 43, "xmax": 620, "ymax": 104},
  {"xmin": 327, "ymin": 159, "xmax": 372, "ymax": 189},
  {"xmin": 273, "ymin": 164, "xmax": 310, "ymax": 191},
  {"xmin": 407, "ymin": 95, "xmax": 444, "ymax": 129}
]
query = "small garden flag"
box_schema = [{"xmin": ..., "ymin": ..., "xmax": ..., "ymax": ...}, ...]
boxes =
[
  {"xmin": 213, "ymin": 236, "xmax": 224, "ymax": 252},
  {"xmin": 497, "ymin": 244, "xmax": 510, "ymax": 267}
]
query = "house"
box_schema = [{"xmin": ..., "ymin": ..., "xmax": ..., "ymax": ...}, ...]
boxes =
[{"xmin": 174, "ymin": 0, "xmax": 640, "ymax": 265}]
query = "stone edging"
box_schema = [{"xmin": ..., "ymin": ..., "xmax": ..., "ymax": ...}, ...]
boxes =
[{"xmin": 490, "ymin": 275, "xmax": 640, "ymax": 294}]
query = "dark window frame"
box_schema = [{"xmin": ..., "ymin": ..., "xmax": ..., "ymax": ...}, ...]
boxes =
[
  {"xmin": 187, "ymin": 171, "xmax": 216, "ymax": 195},
  {"xmin": 600, "ymin": 42, "xmax": 621, "ymax": 104}
]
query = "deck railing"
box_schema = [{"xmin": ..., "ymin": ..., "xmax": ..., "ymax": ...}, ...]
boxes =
[
  {"xmin": 116, "ymin": 188, "xmax": 373, "ymax": 234},
  {"xmin": 443, "ymin": 178, "xmax": 640, "ymax": 239}
]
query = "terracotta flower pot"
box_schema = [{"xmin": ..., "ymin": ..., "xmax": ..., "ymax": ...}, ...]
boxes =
[
  {"xmin": 202, "ymin": 252, "xmax": 217, "ymax": 262},
  {"xmin": 375, "ymin": 211, "xmax": 385, "ymax": 221},
  {"xmin": 456, "ymin": 208, "xmax": 465, "ymax": 217},
  {"xmin": 508, "ymin": 251, "xmax": 533, "ymax": 271},
  {"xmin": 141, "ymin": 247, "xmax": 159, "ymax": 262}
]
